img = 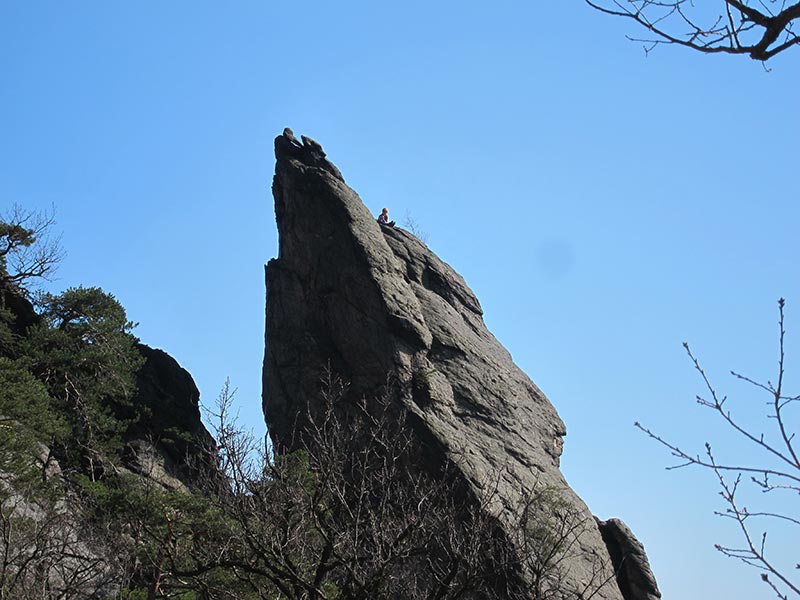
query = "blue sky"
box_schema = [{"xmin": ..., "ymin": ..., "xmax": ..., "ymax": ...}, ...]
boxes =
[{"xmin": 1, "ymin": 2, "xmax": 798, "ymax": 598}]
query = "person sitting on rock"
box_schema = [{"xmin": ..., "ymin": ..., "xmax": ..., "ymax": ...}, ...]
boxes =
[{"xmin": 377, "ymin": 207, "xmax": 395, "ymax": 227}]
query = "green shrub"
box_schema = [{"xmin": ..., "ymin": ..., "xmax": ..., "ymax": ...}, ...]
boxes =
[{"xmin": 19, "ymin": 286, "xmax": 145, "ymax": 473}]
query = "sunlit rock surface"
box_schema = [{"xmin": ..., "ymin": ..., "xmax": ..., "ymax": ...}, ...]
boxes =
[{"xmin": 263, "ymin": 130, "xmax": 659, "ymax": 600}]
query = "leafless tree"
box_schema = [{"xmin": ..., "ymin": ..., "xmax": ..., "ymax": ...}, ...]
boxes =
[
  {"xmin": 167, "ymin": 375, "xmax": 510, "ymax": 599},
  {"xmin": 585, "ymin": 0, "xmax": 800, "ymax": 61},
  {"xmin": 68, "ymin": 371, "xmax": 618, "ymax": 599},
  {"xmin": 403, "ymin": 211, "xmax": 430, "ymax": 244},
  {"xmin": 636, "ymin": 298, "xmax": 799, "ymax": 599},
  {"xmin": 509, "ymin": 487, "xmax": 614, "ymax": 600},
  {"xmin": 0, "ymin": 205, "xmax": 64, "ymax": 291},
  {"xmin": 114, "ymin": 372, "xmax": 613, "ymax": 600},
  {"xmin": 0, "ymin": 483, "xmax": 130, "ymax": 599}
]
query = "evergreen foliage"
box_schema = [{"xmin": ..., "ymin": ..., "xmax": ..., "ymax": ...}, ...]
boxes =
[
  {"xmin": 0, "ymin": 309, "xmax": 17, "ymax": 357},
  {"xmin": 0, "ymin": 357, "xmax": 69, "ymax": 466},
  {"xmin": 17, "ymin": 286, "xmax": 144, "ymax": 477}
]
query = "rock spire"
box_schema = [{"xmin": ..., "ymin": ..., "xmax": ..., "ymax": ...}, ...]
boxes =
[{"xmin": 263, "ymin": 130, "xmax": 659, "ymax": 600}]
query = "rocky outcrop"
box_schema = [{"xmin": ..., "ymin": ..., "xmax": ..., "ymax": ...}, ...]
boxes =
[
  {"xmin": 123, "ymin": 344, "xmax": 216, "ymax": 490},
  {"xmin": 263, "ymin": 130, "xmax": 659, "ymax": 600},
  {"xmin": 599, "ymin": 519, "xmax": 661, "ymax": 600},
  {"xmin": 0, "ymin": 276, "xmax": 214, "ymax": 491}
]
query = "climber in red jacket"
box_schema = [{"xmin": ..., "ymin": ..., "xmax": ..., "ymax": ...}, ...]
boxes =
[{"xmin": 377, "ymin": 207, "xmax": 395, "ymax": 227}]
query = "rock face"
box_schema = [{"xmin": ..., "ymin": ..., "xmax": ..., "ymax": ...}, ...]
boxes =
[
  {"xmin": 124, "ymin": 344, "xmax": 217, "ymax": 490},
  {"xmin": 263, "ymin": 131, "xmax": 659, "ymax": 600},
  {"xmin": 599, "ymin": 519, "xmax": 662, "ymax": 600}
]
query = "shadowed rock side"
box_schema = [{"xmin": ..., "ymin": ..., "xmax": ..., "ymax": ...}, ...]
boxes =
[
  {"xmin": 599, "ymin": 519, "xmax": 661, "ymax": 600},
  {"xmin": 263, "ymin": 131, "xmax": 659, "ymax": 600},
  {"xmin": 124, "ymin": 344, "xmax": 217, "ymax": 490}
]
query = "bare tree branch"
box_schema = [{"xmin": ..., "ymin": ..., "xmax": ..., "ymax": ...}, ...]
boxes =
[
  {"xmin": 0, "ymin": 204, "xmax": 65, "ymax": 292},
  {"xmin": 637, "ymin": 299, "xmax": 799, "ymax": 598},
  {"xmin": 586, "ymin": 0, "xmax": 800, "ymax": 61}
]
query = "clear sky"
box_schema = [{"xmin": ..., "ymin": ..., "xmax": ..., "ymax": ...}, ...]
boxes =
[{"xmin": 1, "ymin": 2, "xmax": 798, "ymax": 598}]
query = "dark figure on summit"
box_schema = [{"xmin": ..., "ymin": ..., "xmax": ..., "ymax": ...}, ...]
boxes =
[{"xmin": 377, "ymin": 207, "xmax": 395, "ymax": 227}]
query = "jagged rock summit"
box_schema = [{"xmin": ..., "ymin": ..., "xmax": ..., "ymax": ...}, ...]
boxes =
[{"xmin": 264, "ymin": 130, "xmax": 660, "ymax": 600}]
